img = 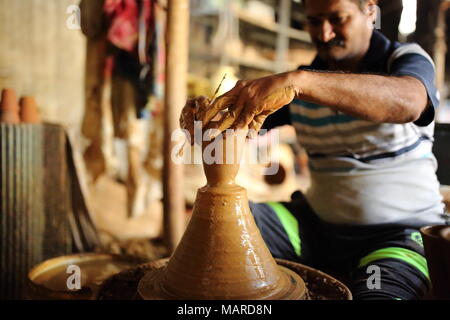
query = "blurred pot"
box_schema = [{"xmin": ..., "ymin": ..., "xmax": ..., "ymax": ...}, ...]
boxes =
[
  {"xmin": 27, "ymin": 253, "xmax": 144, "ymax": 300},
  {"xmin": 0, "ymin": 88, "xmax": 20, "ymax": 124},
  {"xmin": 420, "ymin": 225, "xmax": 450, "ymax": 299}
]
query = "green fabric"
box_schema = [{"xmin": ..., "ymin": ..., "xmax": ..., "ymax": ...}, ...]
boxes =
[
  {"xmin": 358, "ymin": 247, "xmax": 429, "ymax": 279},
  {"xmin": 267, "ymin": 202, "xmax": 301, "ymax": 256},
  {"xmin": 410, "ymin": 232, "xmax": 424, "ymax": 247}
]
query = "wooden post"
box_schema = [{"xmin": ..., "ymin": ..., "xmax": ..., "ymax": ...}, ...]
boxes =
[
  {"xmin": 275, "ymin": 0, "xmax": 291, "ymax": 73},
  {"xmin": 163, "ymin": 0, "xmax": 189, "ymax": 253},
  {"xmin": 434, "ymin": 1, "xmax": 450, "ymax": 101},
  {"xmin": 378, "ymin": 0, "xmax": 403, "ymax": 42},
  {"xmin": 413, "ymin": 0, "xmax": 442, "ymax": 56}
]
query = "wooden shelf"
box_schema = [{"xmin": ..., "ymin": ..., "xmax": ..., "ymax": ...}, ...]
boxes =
[
  {"xmin": 190, "ymin": 50, "xmax": 300, "ymax": 72},
  {"xmin": 189, "ymin": 2, "xmax": 313, "ymax": 74},
  {"xmin": 235, "ymin": 8, "xmax": 311, "ymax": 43},
  {"xmin": 190, "ymin": 51, "xmax": 277, "ymax": 72},
  {"xmin": 193, "ymin": 7, "xmax": 312, "ymax": 43}
]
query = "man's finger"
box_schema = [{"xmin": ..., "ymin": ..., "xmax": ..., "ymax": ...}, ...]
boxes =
[
  {"xmin": 248, "ymin": 113, "xmax": 269, "ymax": 134},
  {"xmin": 202, "ymin": 80, "xmax": 248, "ymax": 126},
  {"xmin": 202, "ymin": 94, "xmax": 236, "ymax": 127},
  {"xmin": 205, "ymin": 108, "xmax": 237, "ymax": 133},
  {"xmin": 231, "ymin": 102, "xmax": 257, "ymax": 130},
  {"xmin": 194, "ymin": 96, "xmax": 212, "ymax": 121},
  {"xmin": 180, "ymin": 111, "xmax": 195, "ymax": 145},
  {"xmin": 210, "ymin": 91, "xmax": 251, "ymax": 137},
  {"xmin": 180, "ymin": 97, "xmax": 206, "ymax": 145}
]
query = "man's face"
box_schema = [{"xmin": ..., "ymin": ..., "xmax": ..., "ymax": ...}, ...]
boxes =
[{"xmin": 305, "ymin": 0, "xmax": 376, "ymax": 63}]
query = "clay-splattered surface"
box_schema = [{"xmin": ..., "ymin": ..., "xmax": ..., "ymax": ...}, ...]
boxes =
[{"xmin": 97, "ymin": 259, "xmax": 352, "ymax": 300}]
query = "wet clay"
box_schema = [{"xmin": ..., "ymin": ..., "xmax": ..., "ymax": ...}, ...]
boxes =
[
  {"xmin": 99, "ymin": 258, "xmax": 352, "ymax": 300},
  {"xmin": 138, "ymin": 127, "xmax": 307, "ymax": 300},
  {"xmin": 0, "ymin": 88, "xmax": 20, "ymax": 124}
]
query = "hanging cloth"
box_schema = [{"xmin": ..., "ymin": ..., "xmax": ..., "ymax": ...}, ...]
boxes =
[{"xmin": 104, "ymin": 0, "xmax": 155, "ymax": 118}]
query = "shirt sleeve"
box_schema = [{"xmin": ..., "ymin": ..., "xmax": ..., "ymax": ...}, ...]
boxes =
[{"xmin": 389, "ymin": 44, "xmax": 439, "ymax": 126}]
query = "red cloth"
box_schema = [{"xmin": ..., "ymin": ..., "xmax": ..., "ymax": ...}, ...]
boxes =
[{"xmin": 104, "ymin": 0, "xmax": 152, "ymax": 53}]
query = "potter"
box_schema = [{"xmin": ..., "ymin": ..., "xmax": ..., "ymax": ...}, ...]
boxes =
[{"xmin": 178, "ymin": 0, "xmax": 447, "ymax": 300}]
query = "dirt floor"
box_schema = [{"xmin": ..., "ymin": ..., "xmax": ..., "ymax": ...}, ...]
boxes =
[{"xmin": 89, "ymin": 175, "xmax": 164, "ymax": 241}]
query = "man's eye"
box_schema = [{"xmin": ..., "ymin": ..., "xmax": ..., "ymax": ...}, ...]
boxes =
[
  {"xmin": 307, "ymin": 17, "xmax": 322, "ymax": 26},
  {"xmin": 329, "ymin": 16, "xmax": 348, "ymax": 25}
]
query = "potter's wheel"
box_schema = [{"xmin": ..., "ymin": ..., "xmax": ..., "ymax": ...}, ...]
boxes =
[
  {"xmin": 137, "ymin": 262, "xmax": 306, "ymax": 300},
  {"xmin": 97, "ymin": 258, "xmax": 352, "ymax": 300}
]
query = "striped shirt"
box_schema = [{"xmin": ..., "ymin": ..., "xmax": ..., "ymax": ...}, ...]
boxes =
[{"xmin": 264, "ymin": 31, "xmax": 446, "ymax": 226}]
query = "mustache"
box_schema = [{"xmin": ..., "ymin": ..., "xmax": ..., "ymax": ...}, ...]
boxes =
[{"xmin": 315, "ymin": 39, "xmax": 345, "ymax": 49}]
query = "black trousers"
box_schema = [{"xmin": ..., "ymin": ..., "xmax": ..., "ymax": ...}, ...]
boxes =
[{"xmin": 249, "ymin": 191, "xmax": 431, "ymax": 300}]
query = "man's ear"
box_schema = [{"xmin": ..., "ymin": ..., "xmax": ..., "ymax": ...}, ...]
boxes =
[{"xmin": 365, "ymin": 0, "xmax": 380, "ymax": 28}]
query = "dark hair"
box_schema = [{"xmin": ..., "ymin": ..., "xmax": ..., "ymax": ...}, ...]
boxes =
[{"xmin": 303, "ymin": 0, "xmax": 374, "ymax": 11}]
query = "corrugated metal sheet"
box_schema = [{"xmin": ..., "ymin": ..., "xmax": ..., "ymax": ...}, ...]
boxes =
[
  {"xmin": 0, "ymin": 124, "xmax": 44, "ymax": 299},
  {"xmin": 0, "ymin": 123, "xmax": 103, "ymax": 299}
]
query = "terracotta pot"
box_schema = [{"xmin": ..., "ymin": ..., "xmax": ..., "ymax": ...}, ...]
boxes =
[
  {"xmin": 0, "ymin": 88, "xmax": 20, "ymax": 124},
  {"xmin": 19, "ymin": 96, "xmax": 40, "ymax": 123},
  {"xmin": 420, "ymin": 225, "xmax": 450, "ymax": 299}
]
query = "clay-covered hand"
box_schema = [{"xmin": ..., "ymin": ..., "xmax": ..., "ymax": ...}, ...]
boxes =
[
  {"xmin": 179, "ymin": 96, "xmax": 212, "ymax": 144},
  {"xmin": 204, "ymin": 73, "xmax": 298, "ymax": 138}
]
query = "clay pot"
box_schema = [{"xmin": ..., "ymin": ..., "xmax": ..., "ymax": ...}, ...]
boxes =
[
  {"xmin": 202, "ymin": 128, "xmax": 247, "ymax": 186},
  {"xmin": 0, "ymin": 88, "xmax": 20, "ymax": 124},
  {"xmin": 264, "ymin": 162, "xmax": 287, "ymax": 185},
  {"xmin": 19, "ymin": 96, "xmax": 40, "ymax": 124},
  {"xmin": 27, "ymin": 253, "xmax": 144, "ymax": 300},
  {"xmin": 438, "ymin": 227, "xmax": 450, "ymax": 298},
  {"xmin": 440, "ymin": 227, "xmax": 450, "ymax": 241},
  {"xmin": 420, "ymin": 225, "xmax": 450, "ymax": 299},
  {"xmin": 138, "ymin": 128, "xmax": 307, "ymax": 300}
]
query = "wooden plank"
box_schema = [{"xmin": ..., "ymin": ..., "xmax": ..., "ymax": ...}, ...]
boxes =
[
  {"xmin": 275, "ymin": 0, "xmax": 291, "ymax": 72},
  {"xmin": 163, "ymin": 0, "xmax": 189, "ymax": 253},
  {"xmin": 42, "ymin": 124, "xmax": 72, "ymax": 259},
  {"xmin": 66, "ymin": 128, "xmax": 100, "ymax": 252},
  {"xmin": 235, "ymin": 7, "xmax": 311, "ymax": 43}
]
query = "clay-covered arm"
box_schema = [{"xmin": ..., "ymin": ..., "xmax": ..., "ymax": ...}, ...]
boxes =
[{"xmin": 199, "ymin": 70, "xmax": 428, "ymax": 134}]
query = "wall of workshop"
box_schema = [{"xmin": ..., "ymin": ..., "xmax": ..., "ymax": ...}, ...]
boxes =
[{"xmin": 0, "ymin": 0, "xmax": 86, "ymax": 130}]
